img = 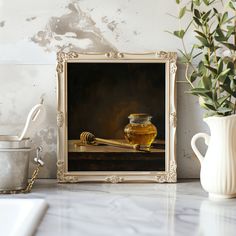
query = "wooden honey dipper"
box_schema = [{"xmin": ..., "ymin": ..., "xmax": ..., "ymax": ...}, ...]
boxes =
[{"xmin": 80, "ymin": 132, "xmax": 141, "ymax": 151}]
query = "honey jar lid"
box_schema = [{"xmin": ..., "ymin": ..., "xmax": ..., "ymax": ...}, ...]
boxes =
[{"xmin": 128, "ymin": 113, "xmax": 152, "ymax": 119}]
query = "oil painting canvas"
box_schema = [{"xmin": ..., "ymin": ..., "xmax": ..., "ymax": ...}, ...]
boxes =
[{"xmin": 67, "ymin": 62, "xmax": 166, "ymax": 171}]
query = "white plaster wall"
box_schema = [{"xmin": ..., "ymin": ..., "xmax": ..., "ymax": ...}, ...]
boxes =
[{"xmin": 0, "ymin": 0, "xmax": 210, "ymax": 178}]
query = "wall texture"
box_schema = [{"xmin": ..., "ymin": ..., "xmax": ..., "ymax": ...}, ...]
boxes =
[{"xmin": 0, "ymin": 0, "xmax": 209, "ymax": 178}]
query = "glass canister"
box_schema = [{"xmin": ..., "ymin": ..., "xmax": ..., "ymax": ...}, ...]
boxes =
[{"xmin": 124, "ymin": 113, "xmax": 157, "ymax": 148}]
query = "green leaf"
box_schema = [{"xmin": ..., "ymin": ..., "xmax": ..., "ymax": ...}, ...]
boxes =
[
  {"xmin": 202, "ymin": 10, "xmax": 212, "ymax": 22},
  {"xmin": 198, "ymin": 78, "xmax": 204, "ymax": 88},
  {"xmin": 178, "ymin": 49, "xmax": 191, "ymax": 63},
  {"xmin": 190, "ymin": 88, "xmax": 211, "ymax": 93},
  {"xmin": 226, "ymin": 25, "xmax": 235, "ymax": 39},
  {"xmin": 193, "ymin": 0, "xmax": 201, "ymax": 6},
  {"xmin": 203, "ymin": 0, "xmax": 209, "ymax": 5},
  {"xmin": 194, "ymin": 9, "xmax": 201, "ymax": 18},
  {"xmin": 220, "ymin": 84, "xmax": 236, "ymax": 97},
  {"xmin": 179, "ymin": 56, "xmax": 189, "ymax": 63},
  {"xmin": 179, "ymin": 7, "xmax": 186, "ymax": 19},
  {"xmin": 191, "ymin": 2, "xmax": 194, "ymax": 11},
  {"xmin": 221, "ymin": 42, "xmax": 236, "ymax": 51},
  {"xmin": 226, "ymin": 101, "xmax": 235, "ymax": 110},
  {"xmin": 217, "ymin": 95, "xmax": 230, "ymax": 106},
  {"xmin": 173, "ymin": 30, "xmax": 185, "ymax": 39},
  {"xmin": 176, "ymin": 0, "xmax": 181, "ymax": 4},
  {"xmin": 213, "ymin": 8, "xmax": 218, "ymax": 14},
  {"xmin": 196, "ymin": 36, "xmax": 211, "ymax": 47},
  {"xmin": 204, "ymin": 111, "xmax": 218, "ymax": 118},
  {"xmin": 225, "ymin": 16, "xmax": 236, "ymax": 24},
  {"xmin": 204, "ymin": 54, "xmax": 210, "ymax": 64},
  {"xmin": 215, "ymin": 27, "xmax": 227, "ymax": 42},
  {"xmin": 217, "ymin": 59, "xmax": 223, "ymax": 74},
  {"xmin": 205, "ymin": 65, "xmax": 217, "ymax": 74},
  {"xmin": 199, "ymin": 97, "xmax": 216, "ymax": 110},
  {"xmin": 187, "ymin": 88, "xmax": 212, "ymax": 98},
  {"xmin": 185, "ymin": 20, "xmax": 193, "ymax": 33},
  {"xmin": 189, "ymin": 45, "xmax": 195, "ymax": 56},
  {"xmin": 189, "ymin": 71, "xmax": 199, "ymax": 82},
  {"xmin": 193, "ymin": 16, "xmax": 202, "ymax": 26},
  {"xmin": 217, "ymin": 107, "xmax": 232, "ymax": 114},
  {"xmin": 198, "ymin": 61, "xmax": 206, "ymax": 74},
  {"xmin": 227, "ymin": 61, "xmax": 235, "ymax": 74},
  {"xmin": 221, "ymin": 12, "xmax": 228, "ymax": 25},
  {"xmin": 217, "ymin": 68, "xmax": 231, "ymax": 82},
  {"xmin": 195, "ymin": 44, "xmax": 204, "ymax": 50},
  {"xmin": 230, "ymin": 79, "xmax": 236, "ymax": 91},
  {"xmin": 229, "ymin": 1, "xmax": 236, "ymax": 10},
  {"xmin": 204, "ymin": 103, "xmax": 216, "ymax": 111},
  {"xmin": 202, "ymin": 76, "xmax": 212, "ymax": 89},
  {"xmin": 193, "ymin": 52, "xmax": 203, "ymax": 59},
  {"xmin": 212, "ymin": 89, "xmax": 217, "ymax": 101},
  {"xmin": 194, "ymin": 30, "xmax": 207, "ymax": 39}
]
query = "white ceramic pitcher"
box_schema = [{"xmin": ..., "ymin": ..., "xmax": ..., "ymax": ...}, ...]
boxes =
[{"xmin": 191, "ymin": 114, "xmax": 236, "ymax": 199}]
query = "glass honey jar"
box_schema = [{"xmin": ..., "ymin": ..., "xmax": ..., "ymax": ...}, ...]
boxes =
[{"xmin": 124, "ymin": 113, "xmax": 157, "ymax": 148}]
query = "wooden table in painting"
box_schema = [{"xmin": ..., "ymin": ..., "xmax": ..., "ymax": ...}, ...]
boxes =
[{"xmin": 68, "ymin": 140, "xmax": 165, "ymax": 172}]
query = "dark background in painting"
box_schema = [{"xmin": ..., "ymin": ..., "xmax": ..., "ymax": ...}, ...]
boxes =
[
  {"xmin": 67, "ymin": 62, "xmax": 166, "ymax": 171},
  {"xmin": 67, "ymin": 62, "xmax": 166, "ymax": 140}
]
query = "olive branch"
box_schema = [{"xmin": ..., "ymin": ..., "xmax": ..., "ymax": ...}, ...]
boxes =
[{"xmin": 169, "ymin": 0, "xmax": 236, "ymax": 117}]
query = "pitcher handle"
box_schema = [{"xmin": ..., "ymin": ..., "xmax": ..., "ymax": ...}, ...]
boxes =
[{"xmin": 191, "ymin": 133, "xmax": 210, "ymax": 164}]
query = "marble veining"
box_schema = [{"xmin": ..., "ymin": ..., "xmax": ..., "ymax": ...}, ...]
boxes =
[{"xmin": 1, "ymin": 180, "xmax": 236, "ymax": 236}]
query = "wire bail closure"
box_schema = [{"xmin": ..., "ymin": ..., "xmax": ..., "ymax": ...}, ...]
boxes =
[{"xmin": 34, "ymin": 146, "xmax": 44, "ymax": 166}]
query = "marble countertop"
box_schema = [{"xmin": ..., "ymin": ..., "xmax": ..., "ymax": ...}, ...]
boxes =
[{"xmin": 1, "ymin": 180, "xmax": 236, "ymax": 236}]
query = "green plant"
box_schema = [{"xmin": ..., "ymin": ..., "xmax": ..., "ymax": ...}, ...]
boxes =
[{"xmin": 170, "ymin": 0, "xmax": 236, "ymax": 117}]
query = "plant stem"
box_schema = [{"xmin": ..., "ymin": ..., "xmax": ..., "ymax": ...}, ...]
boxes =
[
  {"xmin": 234, "ymin": 100, "xmax": 236, "ymax": 114},
  {"xmin": 181, "ymin": 38, "xmax": 196, "ymax": 72},
  {"xmin": 234, "ymin": 9, "xmax": 236, "ymax": 47},
  {"xmin": 178, "ymin": 4, "xmax": 195, "ymax": 88},
  {"xmin": 185, "ymin": 63, "xmax": 194, "ymax": 88}
]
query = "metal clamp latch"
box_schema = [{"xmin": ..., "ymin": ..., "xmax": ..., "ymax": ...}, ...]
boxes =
[{"xmin": 34, "ymin": 146, "xmax": 44, "ymax": 166}]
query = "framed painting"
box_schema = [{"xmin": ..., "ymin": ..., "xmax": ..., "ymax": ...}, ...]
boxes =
[{"xmin": 56, "ymin": 51, "xmax": 177, "ymax": 183}]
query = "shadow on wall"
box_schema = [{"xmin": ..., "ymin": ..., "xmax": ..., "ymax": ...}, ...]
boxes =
[{"xmin": 176, "ymin": 64, "xmax": 209, "ymax": 178}]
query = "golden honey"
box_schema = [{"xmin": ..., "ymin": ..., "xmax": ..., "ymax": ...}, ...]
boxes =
[{"xmin": 124, "ymin": 114, "xmax": 157, "ymax": 147}]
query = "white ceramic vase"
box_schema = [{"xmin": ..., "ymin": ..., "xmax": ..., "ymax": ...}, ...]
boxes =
[{"xmin": 191, "ymin": 114, "xmax": 236, "ymax": 199}]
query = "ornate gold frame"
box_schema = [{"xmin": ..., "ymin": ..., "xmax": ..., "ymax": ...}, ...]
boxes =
[{"xmin": 56, "ymin": 51, "xmax": 177, "ymax": 183}]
